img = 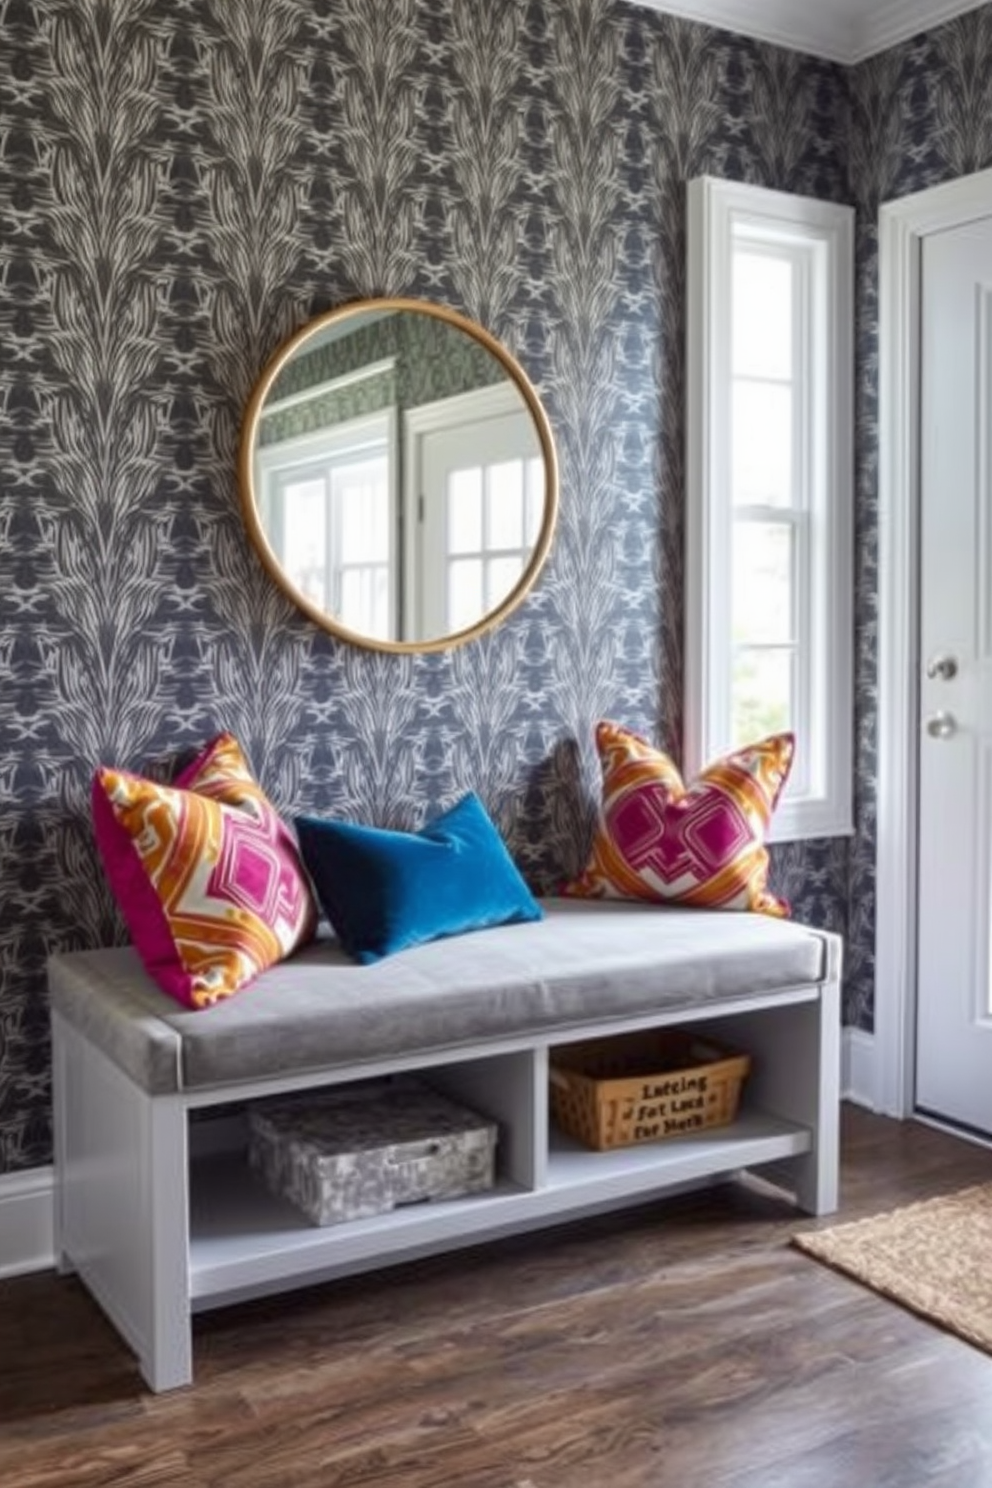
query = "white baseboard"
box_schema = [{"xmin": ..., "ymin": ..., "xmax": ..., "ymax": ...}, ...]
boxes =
[
  {"xmin": 0, "ymin": 1166, "xmax": 55, "ymax": 1280},
  {"xmin": 842, "ymin": 1026, "xmax": 877, "ymax": 1110}
]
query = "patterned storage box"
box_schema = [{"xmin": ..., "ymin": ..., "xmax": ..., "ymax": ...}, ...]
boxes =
[{"xmin": 247, "ymin": 1078, "xmax": 498, "ymax": 1227}]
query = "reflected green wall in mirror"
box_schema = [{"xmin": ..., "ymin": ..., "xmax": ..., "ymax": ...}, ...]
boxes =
[{"xmin": 239, "ymin": 299, "xmax": 559, "ymax": 653}]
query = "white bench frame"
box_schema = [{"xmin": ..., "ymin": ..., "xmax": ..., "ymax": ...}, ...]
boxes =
[{"xmin": 52, "ymin": 969, "xmax": 840, "ymax": 1392}]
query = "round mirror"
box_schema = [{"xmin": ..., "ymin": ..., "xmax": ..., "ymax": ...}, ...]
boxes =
[{"xmin": 238, "ymin": 298, "xmax": 558, "ymax": 653}]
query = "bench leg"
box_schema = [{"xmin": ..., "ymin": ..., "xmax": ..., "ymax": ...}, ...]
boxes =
[
  {"xmin": 792, "ymin": 978, "xmax": 840, "ymax": 1215},
  {"xmin": 52, "ymin": 1022, "xmax": 74, "ymax": 1277},
  {"xmin": 141, "ymin": 1101, "xmax": 194, "ymax": 1391},
  {"xmin": 706, "ymin": 980, "xmax": 842, "ymax": 1217},
  {"xmin": 53, "ymin": 1014, "xmax": 193, "ymax": 1390}
]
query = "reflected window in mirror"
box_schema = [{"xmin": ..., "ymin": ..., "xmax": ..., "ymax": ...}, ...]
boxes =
[{"xmin": 256, "ymin": 403, "xmax": 396, "ymax": 641}]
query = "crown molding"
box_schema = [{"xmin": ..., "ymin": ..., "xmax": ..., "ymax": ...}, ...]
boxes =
[
  {"xmin": 628, "ymin": 0, "xmax": 987, "ymax": 64},
  {"xmin": 851, "ymin": 0, "xmax": 989, "ymax": 61},
  {"xmin": 631, "ymin": 0, "xmax": 851, "ymax": 62}
]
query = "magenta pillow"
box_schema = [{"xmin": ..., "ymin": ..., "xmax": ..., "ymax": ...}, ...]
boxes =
[
  {"xmin": 563, "ymin": 721, "xmax": 795, "ymax": 915},
  {"xmin": 92, "ymin": 733, "xmax": 317, "ymax": 1008}
]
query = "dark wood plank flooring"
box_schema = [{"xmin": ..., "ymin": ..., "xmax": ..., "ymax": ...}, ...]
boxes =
[{"xmin": 3, "ymin": 1107, "xmax": 992, "ymax": 1488}]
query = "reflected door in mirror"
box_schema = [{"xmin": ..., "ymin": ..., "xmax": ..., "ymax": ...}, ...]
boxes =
[{"xmin": 412, "ymin": 387, "xmax": 543, "ymax": 639}]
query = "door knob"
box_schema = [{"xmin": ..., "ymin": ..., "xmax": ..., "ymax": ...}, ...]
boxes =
[
  {"xmin": 926, "ymin": 711, "xmax": 957, "ymax": 739},
  {"xmin": 926, "ymin": 653, "xmax": 958, "ymax": 680}
]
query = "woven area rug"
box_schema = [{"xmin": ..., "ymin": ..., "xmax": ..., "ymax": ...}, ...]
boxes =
[{"xmin": 793, "ymin": 1182, "xmax": 992, "ymax": 1355}]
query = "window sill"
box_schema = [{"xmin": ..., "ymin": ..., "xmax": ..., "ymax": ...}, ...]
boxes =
[{"xmin": 768, "ymin": 806, "xmax": 854, "ymax": 845}]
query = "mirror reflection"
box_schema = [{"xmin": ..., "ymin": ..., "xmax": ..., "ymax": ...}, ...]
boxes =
[{"xmin": 240, "ymin": 300, "xmax": 557, "ymax": 652}]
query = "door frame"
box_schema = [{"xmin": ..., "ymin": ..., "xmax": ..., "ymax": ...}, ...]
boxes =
[{"xmin": 876, "ymin": 165, "xmax": 992, "ymax": 1117}]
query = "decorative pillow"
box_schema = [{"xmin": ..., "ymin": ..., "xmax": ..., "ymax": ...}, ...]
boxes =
[
  {"xmin": 92, "ymin": 733, "xmax": 318, "ymax": 1009},
  {"xmin": 564, "ymin": 722, "xmax": 794, "ymax": 917},
  {"xmin": 295, "ymin": 791, "xmax": 543, "ymax": 964}
]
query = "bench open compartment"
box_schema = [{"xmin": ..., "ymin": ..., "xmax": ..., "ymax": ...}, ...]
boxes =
[{"xmin": 549, "ymin": 1029, "xmax": 751, "ymax": 1151}]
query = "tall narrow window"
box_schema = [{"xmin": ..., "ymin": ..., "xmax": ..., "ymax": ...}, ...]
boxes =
[{"xmin": 686, "ymin": 177, "xmax": 854, "ymax": 841}]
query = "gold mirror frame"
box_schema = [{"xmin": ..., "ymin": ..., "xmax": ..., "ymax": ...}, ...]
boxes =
[{"xmin": 238, "ymin": 297, "xmax": 559, "ymax": 654}]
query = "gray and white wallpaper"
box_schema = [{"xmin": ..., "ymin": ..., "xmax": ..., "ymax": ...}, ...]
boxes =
[{"xmin": 0, "ymin": 0, "xmax": 986, "ymax": 1174}]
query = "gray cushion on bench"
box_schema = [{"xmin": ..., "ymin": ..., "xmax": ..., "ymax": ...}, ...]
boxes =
[{"xmin": 48, "ymin": 898, "xmax": 835, "ymax": 1096}]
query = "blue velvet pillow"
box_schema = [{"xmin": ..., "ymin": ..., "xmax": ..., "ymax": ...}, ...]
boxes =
[{"xmin": 294, "ymin": 792, "xmax": 543, "ymax": 963}]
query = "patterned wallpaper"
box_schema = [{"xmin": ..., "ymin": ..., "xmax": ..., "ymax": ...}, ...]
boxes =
[{"xmin": 1, "ymin": 0, "xmax": 966, "ymax": 1174}]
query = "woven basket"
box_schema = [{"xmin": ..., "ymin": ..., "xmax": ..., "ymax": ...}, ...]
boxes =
[{"xmin": 549, "ymin": 1028, "xmax": 751, "ymax": 1152}]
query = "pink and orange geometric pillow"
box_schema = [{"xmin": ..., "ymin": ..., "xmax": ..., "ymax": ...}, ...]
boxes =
[
  {"xmin": 564, "ymin": 721, "xmax": 794, "ymax": 917},
  {"xmin": 92, "ymin": 733, "xmax": 318, "ymax": 1009}
]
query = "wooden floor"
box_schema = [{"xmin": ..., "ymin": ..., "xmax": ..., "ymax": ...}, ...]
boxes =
[{"xmin": 3, "ymin": 1107, "xmax": 992, "ymax": 1487}]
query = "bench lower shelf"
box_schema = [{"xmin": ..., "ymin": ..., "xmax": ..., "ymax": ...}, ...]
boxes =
[{"xmin": 188, "ymin": 1109, "xmax": 811, "ymax": 1305}]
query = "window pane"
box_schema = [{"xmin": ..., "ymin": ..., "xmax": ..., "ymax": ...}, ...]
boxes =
[
  {"xmin": 486, "ymin": 461, "xmax": 524, "ymax": 550},
  {"xmin": 487, "ymin": 554, "xmax": 524, "ymax": 608},
  {"xmin": 732, "ymin": 647, "xmax": 793, "ymax": 746},
  {"xmin": 448, "ymin": 557, "xmax": 484, "ymax": 631},
  {"xmin": 525, "ymin": 457, "xmax": 543, "ymax": 544},
  {"xmin": 340, "ymin": 566, "xmax": 389, "ymax": 640},
  {"xmin": 334, "ymin": 456, "xmax": 389, "ymax": 562},
  {"xmin": 367, "ymin": 567, "xmax": 390, "ymax": 639},
  {"xmin": 733, "ymin": 251, "xmax": 793, "ymax": 380},
  {"xmin": 732, "ymin": 381, "xmax": 793, "ymax": 506},
  {"xmin": 281, "ymin": 477, "xmax": 328, "ymax": 608},
  {"xmin": 447, "ymin": 468, "xmax": 483, "ymax": 554},
  {"xmin": 733, "ymin": 522, "xmax": 793, "ymax": 645}
]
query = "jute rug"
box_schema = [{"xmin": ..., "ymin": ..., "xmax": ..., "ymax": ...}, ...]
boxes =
[{"xmin": 793, "ymin": 1182, "xmax": 992, "ymax": 1355}]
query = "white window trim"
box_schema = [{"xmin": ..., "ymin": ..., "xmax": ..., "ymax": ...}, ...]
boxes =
[
  {"xmin": 260, "ymin": 357, "xmax": 396, "ymax": 419},
  {"xmin": 686, "ymin": 175, "xmax": 854, "ymax": 843},
  {"xmin": 254, "ymin": 407, "xmax": 397, "ymax": 535},
  {"xmin": 254, "ymin": 406, "xmax": 398, "ymax": 636}
]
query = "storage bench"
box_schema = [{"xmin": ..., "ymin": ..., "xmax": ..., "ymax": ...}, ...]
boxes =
[{"xmin": 49, "ymin": 897, "xmax": 842, "ymax": 1391}]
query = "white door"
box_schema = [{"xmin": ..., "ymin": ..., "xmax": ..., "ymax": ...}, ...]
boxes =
[{"xmin": 916, "ymin": 215, "xmax": 992, "ymax": 1134}]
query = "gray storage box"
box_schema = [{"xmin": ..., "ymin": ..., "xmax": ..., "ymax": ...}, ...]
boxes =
[{"xmin": 247, "ymin": 1078, "xmax": 498, "ymax": 1227}]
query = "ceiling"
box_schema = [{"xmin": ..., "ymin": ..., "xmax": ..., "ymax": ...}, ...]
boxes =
[{"xmin": 631, "ymin": 0, "xmax": 988, "ymax": 63}]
